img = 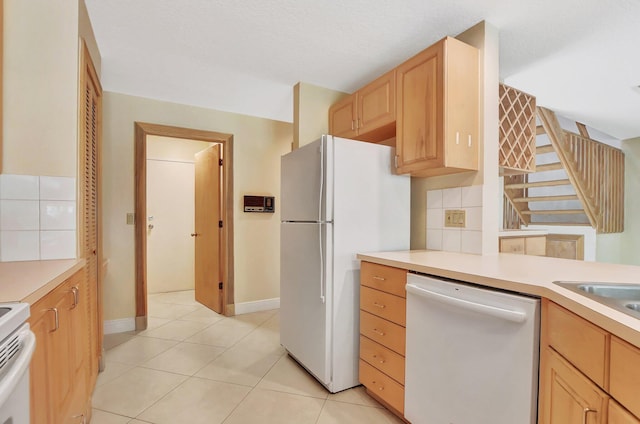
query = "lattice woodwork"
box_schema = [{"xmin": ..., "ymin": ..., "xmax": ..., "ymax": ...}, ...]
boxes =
[{"xmin": 499, "ymin": 84, "xmax": 536, "ymax": 174}]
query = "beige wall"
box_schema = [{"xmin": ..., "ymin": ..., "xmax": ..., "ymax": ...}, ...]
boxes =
[
  {"xmin": 293, "ymin": 82, "xmax": 347, "ymax": 148},
  {"xmin": 596, "ymin": 138, "xmax": 640, "ymax": 266},
  {"xmin": 102, "ymin": 92, "xmax": 292, "ymax": 320},
  {"xmin": 79, "ymin": 0, "xmax": 101, "ymax": 76},
  {"xmin": 3, "ymin": 0, "xmax": 81, "ymax": 176},
  {"xmin": 410, "ymin": 21, "xmax": 500, "ymax": 254},
  {"xmin": 147, "ymin": 135, "xmax": 211, "ymax": 161}
]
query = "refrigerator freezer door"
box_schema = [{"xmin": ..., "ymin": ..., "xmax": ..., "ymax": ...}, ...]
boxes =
[
  {"xmin": 281, "ymin": 136, "xmax": 332, "ymax": 222},
  {"xmin": 280, "ymin": 222, "xmax": 332, "ymax": 387}
]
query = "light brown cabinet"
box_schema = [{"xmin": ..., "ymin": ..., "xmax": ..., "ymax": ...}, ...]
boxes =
[
  {"xmin": 359, "ymin": 261, "xmax": 407, "ymax": 418},
  {"xmin": 540, "ymin": 300, "xmax": 640, "ymax": 424},
  {"xmin": 395, "ymin": 36, "xmax": 479, "ymax": 177},
  {"xmin": 499, "ymin": 235, "xmax": 546, "ymax": 256},
  {"xmin": 29, "ymin": 268, "xmax": 93, "ymax": 424},
  {"xmin": 329, "ymin": 70, "xmax": 396, "ymax": 142}
]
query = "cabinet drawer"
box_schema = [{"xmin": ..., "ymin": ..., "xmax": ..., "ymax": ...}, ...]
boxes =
[
  {"xmin": 360, "ymin": 335, "xmax": 404, "ymax": 384},
  {"xmin": 359, "ymin": 359, "xmax": 404, "ymax": 414},
  {"xmin": 610, "ymin": 337, "xmax": 640, "ymax": 418},
  {"xmin": 360, "ymin": 310, "xmax": 405, "ymax": 355},
  {"xmin": 609, "ymin": 399, "xmax": 640, "ymax": 424},
  {"xmin": 361, "ymin": 262, "xmax": 407, "ymax": 298},
  {"xmin": 499, "ymin": 237, "xmax": 525, "ymax": 254},
  {"xmin": 544, "ymin": 301, "xmax": 608, "ymax": 388},
  {"xmin": 360, "ymin": 286, "xmax": 405, "ymax": 326}
]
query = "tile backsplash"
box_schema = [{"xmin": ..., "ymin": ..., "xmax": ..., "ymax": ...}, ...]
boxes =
[
  {"xmin": 426, "ymin": 185, "xmax": 483, "ymax": 255},
  {"xmin": 0, "ymin": 174, "xmax": 76, "ymax": 261}
]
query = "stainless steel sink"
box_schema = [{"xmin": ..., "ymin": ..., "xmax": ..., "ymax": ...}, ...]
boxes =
[{"xmin": 554, "ymin": 282, "xmax": 640, "ymax": 319}]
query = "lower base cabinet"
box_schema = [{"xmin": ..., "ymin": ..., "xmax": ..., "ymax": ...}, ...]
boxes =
[
  {"xmin": 29, "ymin": 268, "xmax": 93, "ymax": 424},
  {"xmin": 610, "ymin": 401, "xmax": 640, "ymax": 424}
]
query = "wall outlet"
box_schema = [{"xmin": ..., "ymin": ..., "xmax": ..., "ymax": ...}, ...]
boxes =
[{"xmin": 445, "ymin": 209, "xmax": 466, "ymax": 228}]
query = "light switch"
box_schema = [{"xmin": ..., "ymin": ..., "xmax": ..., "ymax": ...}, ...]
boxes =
[
  {"xmin": 444, "ymin": 209, "xmax": 466, "ymax": 228},
  {"xmin": 126, "ymin": 213, "xmax": 135, "ymax": 225}
]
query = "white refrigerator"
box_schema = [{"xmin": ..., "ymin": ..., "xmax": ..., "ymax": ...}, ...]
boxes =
[{"xmin": 280, "ymin": 135, "xmax": 410, "ymax": 393}]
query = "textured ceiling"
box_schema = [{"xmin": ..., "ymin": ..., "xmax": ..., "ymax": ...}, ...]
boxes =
[{"xmin": 86, "ymin": 0, "xmax": 640, "ymax": 139}]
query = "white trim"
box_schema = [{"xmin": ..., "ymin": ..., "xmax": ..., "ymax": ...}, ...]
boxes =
[
  {"xmin": 103, "ymin": 318, "xmax": 136, "ymax": 334},
  {"xmin": 234, "ymin": 298, "xmax": 280, "ymax": 315}
]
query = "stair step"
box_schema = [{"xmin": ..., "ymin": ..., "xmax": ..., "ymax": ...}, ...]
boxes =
[
  {"xmin": 513, "ymin": 195, "xmax": 579, "ymax": 203},
  {"xmin": 536, "ymin": 162, "xmax": 563, "ymax": 172},
  {"xmin": 536, "ymin": 145, "xmax": 555, "ymax": 154},
  {"xmin": 522, "ymin": 209, "xmax": 585, "ymax": 215},
  {"xmin": 528, "ymin": 222, "xmax": 591, "ymax": 226},
  {"xmin": 505, "ymin": 179, "xmax": 571, "ymax": 189},
  {"xmin": 536, "ymin": 125, "xmax": 546, "ymax": 135}
]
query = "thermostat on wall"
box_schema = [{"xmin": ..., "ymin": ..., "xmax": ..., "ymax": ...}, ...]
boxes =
[{"xmin": 244, "ymin": 195, "xmax": 275, "ymax": 213}]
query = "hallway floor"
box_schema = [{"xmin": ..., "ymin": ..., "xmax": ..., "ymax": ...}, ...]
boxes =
[{"xmin": 93, "ymin": 290, "xmax": 402, "ymax": 424}]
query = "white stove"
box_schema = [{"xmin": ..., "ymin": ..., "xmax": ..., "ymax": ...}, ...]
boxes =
[{"xmin": 0, "ymin": 302, "xmax": 35, "ymax": 424}]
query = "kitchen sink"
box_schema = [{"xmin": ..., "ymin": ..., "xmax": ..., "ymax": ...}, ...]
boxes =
[{"xmin": 554, "ymin": 282, "xmax": 640, "ymax": 320}]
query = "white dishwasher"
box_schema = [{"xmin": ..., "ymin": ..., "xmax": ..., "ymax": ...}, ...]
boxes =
[{"xmin": 405, "ymin": 273, "xmax": 540, "ymax": 424}]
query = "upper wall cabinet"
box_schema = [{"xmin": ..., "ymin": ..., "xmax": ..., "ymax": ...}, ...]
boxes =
[
  {"xmin": 329, "ymin": 70, "xmax": 396, "ymax": 143},
  {"xmin": 395, "ymin": 37, "xmax": 479, "ymax": 177}
]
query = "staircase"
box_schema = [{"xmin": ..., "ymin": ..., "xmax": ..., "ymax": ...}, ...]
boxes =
[{"xmin": 503, "ymin": 107, "xmax": 625, "ymax": 233}]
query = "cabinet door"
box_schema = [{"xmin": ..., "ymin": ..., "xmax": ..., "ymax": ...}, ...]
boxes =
[
  {"xmin": 539, "ymin": 347, "xmax": 608, "ymax": 424},
  {"xmin": 395, "ymin": 40, "xmax": 443, "ymax": 174},
  {"xmin": 609, "ymin": 400, "xmax": 640, "ymax": 424},
  {"xmin": 50, "ymin": 286, "xmax": 75, "ymax": 423},
  {"xmin": 499, "ymin": 237, "xmax": 525, "ymax": 254},
  {"xmin": 329, "ymin": 94, "xmax": 357, "ymax": 138},
  {"xmin": 357, "ymin": 70, "xmax": 395, "ymax": 140},
  {"xmin": 525, "ymin": 236, "xmax": 546, "ymax": 256},
  {"xmin": 29, "ymin": 304, "xmax": 55, "ymax": 424}
]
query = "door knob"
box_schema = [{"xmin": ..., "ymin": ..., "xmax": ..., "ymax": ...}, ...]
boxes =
[
  {"xmin": 191, "ymin": 233, "xmax": 199, "ymax": 237},
  {"xmin": 148, "ymin": 224, "xmax": 154, "ymax": 230}
]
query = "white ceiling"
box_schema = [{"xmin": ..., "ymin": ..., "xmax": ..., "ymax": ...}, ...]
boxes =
[{"xmin": 85, "ymin": 0, "xmax": 640, "ymax": 140}]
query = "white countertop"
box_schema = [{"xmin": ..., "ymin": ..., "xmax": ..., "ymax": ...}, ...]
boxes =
[
  {"xmin": 357, "ymin": 250, "xmax": 640, "ymax": 348},
  {"xmin": 0, "ymin": 259, "xmax": 85, "ymax": 304}
]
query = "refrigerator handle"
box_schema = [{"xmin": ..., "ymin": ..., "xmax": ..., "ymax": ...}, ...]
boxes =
[
  {"xmin": 319, "ymin": 223, "xmax": 326, "ymax": 304},
  {"xmin": 318, "ymin": 138, "xmax": 326, "ymax": 304}
]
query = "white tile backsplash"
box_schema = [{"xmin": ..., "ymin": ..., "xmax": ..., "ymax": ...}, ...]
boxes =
[
  {"xmin": 0, "ymin": 175, "xmax": 39, "ymax": 200},
  {"xmin": 463, "ymin": 207, "xmax": 483, "ymax": 231},
  {"xmin": 461, "ymin": 231, "xmax": 483, "ymax": 255},
  {"xmin": 40, "ymin": 201, "xmax": 76, "ymax": 230},
  {"xmin": 426, "ymin": 190, "xmax": 443, "ymax": 209},
  {"xmin": 426, "ymin": 185, "xmax": 484, "ymax": 255},
  {"xmin": 40, "ymin": 176, "xmax": 75, "ymax": 200},
  {"xmin": 426, "ymin": 229, "xmax": 443, "ymax": 250},
  {"xmin": 461, "ymin": 185, "xmax": 483, "ymax": 207},
  {"xmin": 426, "ymin": 208, "xmax": 443, "ymax": 230},
  {"xmin": 0, "ymin": 175, "xmax": 77, "ymax": 261},
  {"xmin": 442, "ymin": 187, "xmax": 462, "ymax": 208},
  {"xmin": 442, "ymin": 229, "xmax": 461, "ymax": 252},
  {"xmin": 0, "ymin": 231, "xmax": 40, "ymax": 261},
  {"xmin": 0, "ymin": 200, "xmax": 40, "ymax": 230},
  {"xmin": 40, "ymin": 231, "xmax": 76, "ymax": 260}
]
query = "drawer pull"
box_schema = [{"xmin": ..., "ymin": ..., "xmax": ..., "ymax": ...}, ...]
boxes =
[
  {"xmin": 372, "ymin": 328, "xmax": 385, "ymax": 336},
  {"xmin": 372, "ymin": 276, "xmax": 386, "ymax": 281},
  {"xmin": 373, "ymin": 302, "xmax": 386, "ymax": 309},
  {"xmin": 47, "ymin": 308, "xmax": 59, "ymax": 332},
  {"xmin": 582, "ymin": 408, "xmax": 596, "ymax": 424},
  {"xmin": 372, "ymin": 381, "xmax": 384, "ymax": 391}
]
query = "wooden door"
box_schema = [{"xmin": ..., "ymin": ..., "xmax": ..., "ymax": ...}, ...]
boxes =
[
  {"xmin": 79, "ymin": 40, "xmax": 102, "ymax": 388},
  {"xmin": 194, "ymin": 145, "xmax": 223, "ymax": 313},
  {"xmin": 328, "ymin": 94, "xmax": 357, "ymax": 138},
  {"xmin": 395, "ymin": 40, "xmax": 443, "ymax": 174},
  {"xmin": 358, "ymin": 69, "xmax": 395, "ymax": 138},
  {"xmin": 540, "ymin": 347, "xmax": 608, "ymax": 424}
]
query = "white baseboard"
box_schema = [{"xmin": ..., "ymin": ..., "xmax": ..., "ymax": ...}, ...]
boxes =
[
  {"xmin": 103, "ymin": 318, "xmax": 136, "ymax": 334},
  {"xmin": 234, "ymin": 297, "xmax": 280, "ymax": 315}
]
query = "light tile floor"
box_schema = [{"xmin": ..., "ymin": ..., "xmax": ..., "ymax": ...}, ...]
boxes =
[{"xmin": 93, "ymin": 290, "xmax": 402, "ymax": 424}]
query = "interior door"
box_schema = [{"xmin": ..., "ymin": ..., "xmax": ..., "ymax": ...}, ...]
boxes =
[{"xmin": 194, "ymin": 144, "xmax": 222, "ymax": 313}]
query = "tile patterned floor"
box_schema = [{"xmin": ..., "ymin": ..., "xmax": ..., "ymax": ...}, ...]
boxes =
[{"xmin": 93, "ymin": 290, "xmax": 402, "ymax": 424}]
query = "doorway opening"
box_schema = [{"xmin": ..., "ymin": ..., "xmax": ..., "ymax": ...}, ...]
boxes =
[{"xmin": 134, "ymin": 122, "xmax": 234, "ymax": 331}]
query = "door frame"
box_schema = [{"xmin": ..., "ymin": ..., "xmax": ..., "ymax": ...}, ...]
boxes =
[{"xmin": 134, "ymin": 122, "xmax": 234, "ymax": 330}]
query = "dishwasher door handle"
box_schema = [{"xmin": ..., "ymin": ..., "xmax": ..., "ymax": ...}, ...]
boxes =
[
  {"xmin": 406, "ymin": 283, "xmax": 527, "ymax": 323},
  {"xmin": 0, "ymin": 327, "xmax": 36, "ymax": 408}
]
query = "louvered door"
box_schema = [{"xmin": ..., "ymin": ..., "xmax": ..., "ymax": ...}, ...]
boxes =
[{"xmin": 79, "ymin": 40, "xmax": 102, "ymax": 391}]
